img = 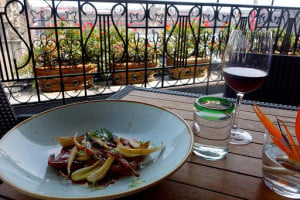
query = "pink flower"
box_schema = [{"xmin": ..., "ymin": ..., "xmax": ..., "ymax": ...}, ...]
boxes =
[
  {"xmin": 88, "ymin": 22, "xmax": 93, "ymax": 27},
  {"xmin": 61, "ymin": 17, "xmax": 65, "ymax": 21}
]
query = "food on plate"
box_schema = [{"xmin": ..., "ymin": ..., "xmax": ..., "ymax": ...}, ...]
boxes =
[{"xmin": 48, "ymin": 128, "xmax": 163, "ymax": 186}]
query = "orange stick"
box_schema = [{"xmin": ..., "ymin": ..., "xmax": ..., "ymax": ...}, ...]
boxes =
[
  {"xmin": 253, "ymin": 105, "xmax": 291, "ymax": 156},
  {"xmin": 278, "ymin": 119, "xmax": 300, "ymax": 162},
  {"xmin": 253, "ymin": 105, "xmax": 282, "ymax": 140}
]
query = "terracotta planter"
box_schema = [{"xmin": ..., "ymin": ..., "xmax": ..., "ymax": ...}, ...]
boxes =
[
  {"xmin": 167, "ymin": 56, "xmax": 209, "ymax": 79},
  {"xmin": 36, "ymin": 64, "xmax": 96, "ymax": 92},
  {"xmin": 111, "ymin": 61, "xmax": 157, "ymax": 85}
]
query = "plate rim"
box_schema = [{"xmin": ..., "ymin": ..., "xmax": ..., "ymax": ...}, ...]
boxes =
[{"xmin": 0, "ymin": 99, "xmax": 194, "ymax": 200}]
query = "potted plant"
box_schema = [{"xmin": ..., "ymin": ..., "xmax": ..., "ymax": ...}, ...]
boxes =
[
  {"xmin": 110, "ymin": 27, "xmax": 162, "ymax": 85},
  {"xmin": 33, "ymin": 18, "xmax": 97, "ymax": 92}
]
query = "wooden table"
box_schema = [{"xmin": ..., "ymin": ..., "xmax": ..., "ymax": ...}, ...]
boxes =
[{"xmin": 0, "ymin": 86, "xmax": 298, "ymax": 200}]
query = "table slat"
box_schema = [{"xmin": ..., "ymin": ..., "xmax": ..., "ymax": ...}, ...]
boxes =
[
  {"xmin": 169, "ymin": 162, "xmax": 290, "ymax": 200},
  {"xmin": 128, "ymin": 90, "xmax": 298, "ymax": 118}
]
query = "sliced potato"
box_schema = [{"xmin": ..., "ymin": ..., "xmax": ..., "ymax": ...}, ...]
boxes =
[
  {"xmin": 56, "ymin": 135, "xmax": 84, "ymax": 148},
  {"xmin": 76, "ymin": 151, "xmax": 92, "ymax": 161},
  {"xmin": 71, "ymin": 160, "xmax": 103, "ymax": 182},
  {"xmin": 86, "ymin": 155, "xmax": 115, "ymax": 183},
  {"xmin": 67, "ymin": 146, "xmax": 78, "ymax": 176},
  {"xmin": 89, "ymin": 135, "xmax": 111, "ymax": 150},
  {"xmin": 128, "ymin": 138, "xmax": 141, "ymax": 148},
  {"xmin": 116, "ymin": 140, "xmax": 162, "ymax": 157}
]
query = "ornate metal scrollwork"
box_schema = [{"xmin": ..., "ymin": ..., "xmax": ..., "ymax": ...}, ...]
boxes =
[
  {"xmin": 80, "ymin": 2, "xmax": 98, "ymax": 62},
  {"xmin": 30, "ymin": 3, "xmax": 52, "ymax": 23},
  {"xmin": 128, "ymin": 31, "xmax": 145, "ymax": 62},
  {"xmin": 231, "ymin": 7, "xmax": 241, "ymax": 29},
  {"xmin": 56, "ymin": 1, "xmax": 77, "ymax": 23},
  {"xmin": 1, "ymin": 1, "xmax": 299, "ymax": 105},
  {"xmin": 148, "ymin": 29, "xmax": 163, "ymax": 64},
  {"xmin": 217, "ymin": 7, "xmax": 230, "ymax": 23},
  {"xmin": 33, "ymin": 32, "xmax": 57, "ymax": 69},
  {"xmin": 111, "ymin": 3, "xmax": 126, "ymax": 62},
  {"xmin": 4, "ymin": 0, "xmax": 31, "ymax": 71},
  {"xmin": 294, "ymin": 11, "xmax": 300, "ymax": 52},
  {"xmin": 149, "ymin": 4, "xmax": 164, "ymax": 24}
]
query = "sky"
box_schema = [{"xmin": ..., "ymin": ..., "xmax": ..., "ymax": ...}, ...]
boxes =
[{"xmin": 28, "ymin": 0, "xmax": 300, "ymax": 8}]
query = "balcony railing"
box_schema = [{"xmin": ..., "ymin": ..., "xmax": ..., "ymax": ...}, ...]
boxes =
[{"xmin": 0, "ymin": 0, "xmax": 299, "ymax": 105}]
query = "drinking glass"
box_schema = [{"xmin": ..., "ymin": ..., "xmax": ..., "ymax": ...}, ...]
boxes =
[
  {"xmin": 193, "ymin": 96, "xmax": 234, "ymax": 160},
  {"xmin": 222, "ymin": 30, "xmax": 273, "ymax": 145}
]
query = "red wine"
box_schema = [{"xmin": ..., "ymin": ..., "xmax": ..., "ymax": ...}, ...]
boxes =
[{"xmin": 223, "ymin": 67, "xmax": 267, "ymax": 93}]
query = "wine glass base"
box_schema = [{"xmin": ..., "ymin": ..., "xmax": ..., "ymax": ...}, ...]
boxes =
[{"xmin": 229, "ymin": 128, "xmax": 252, "ymax": 145}]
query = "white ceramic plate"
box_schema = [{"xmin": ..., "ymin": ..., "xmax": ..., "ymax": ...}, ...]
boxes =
[{"xmin": 0, "ymin": 100, "xmax": 193, "ymax": 200}]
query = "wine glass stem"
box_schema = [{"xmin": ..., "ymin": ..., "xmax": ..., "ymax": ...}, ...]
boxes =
[{"xmin": 232, "ymin": 92, "xmax": 244, "ymax": 130}]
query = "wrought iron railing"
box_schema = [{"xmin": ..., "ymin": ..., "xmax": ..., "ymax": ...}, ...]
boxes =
[{"xmin": 0, "ymin": 0, "xmax": 299, "ymax": 105}]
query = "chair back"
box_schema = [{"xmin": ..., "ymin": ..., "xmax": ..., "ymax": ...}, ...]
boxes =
[{"xmin": 0, "ymin": 82, "xmax": 17, "ymax": 138}]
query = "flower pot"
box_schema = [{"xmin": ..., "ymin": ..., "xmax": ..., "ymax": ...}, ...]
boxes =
[
  {"xmin": 167, "ymin": 56, "xmax": 209, "ymax": 79},
  {"xmin": 36, "ymin": 64, "xmax": 96, "ymax": 92},
  {"xmin": 111, "ymin": 61, "xmax": 157, "ymax": 85}
]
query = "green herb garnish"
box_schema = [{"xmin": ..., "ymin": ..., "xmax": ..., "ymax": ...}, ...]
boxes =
[
  {"xmin": 129, "ymin": 178, "xmax": 145, "ymax": 188},
  {"xmin": 87, "ymin": 128, "xmax": 114, "ymax": 142}
]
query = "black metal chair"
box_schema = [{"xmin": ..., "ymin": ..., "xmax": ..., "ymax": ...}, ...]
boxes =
[
  {"xmin": 0, "ymin": 81, "xmax": 18, "ymax": 184},
  {"xmin": 224, "ymin": 55, "xmax": 300, "ymax": 106},
  {"xmin": 0, "ymin": 81, "xmax": 17, "ymax": 138}
]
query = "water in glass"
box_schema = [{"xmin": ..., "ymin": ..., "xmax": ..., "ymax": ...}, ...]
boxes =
[{"xmin": 193, "ymin": 97, "xmax": 234, "ymax": 160}]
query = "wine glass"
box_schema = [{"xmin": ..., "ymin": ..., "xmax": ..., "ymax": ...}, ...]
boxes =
[{"xmin": 222, "ymin": 29, "xmax": 273, "ymax": 145}]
